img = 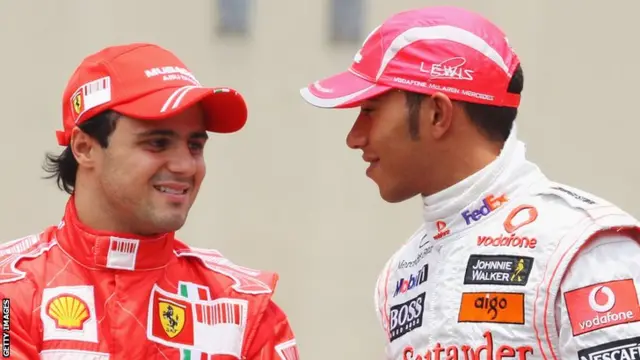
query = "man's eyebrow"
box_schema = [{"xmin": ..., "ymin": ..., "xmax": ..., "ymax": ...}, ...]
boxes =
[
  {"xmin": 135, "ymin": 129, "xmax": 178, "ymax": 138},
  {"xmin": 135, "ymin": 129, "xmax": 209, "ymax": 140},
  {"xmin": 190, "ymin": 131, "xmax": 209, "ymax": 140}
]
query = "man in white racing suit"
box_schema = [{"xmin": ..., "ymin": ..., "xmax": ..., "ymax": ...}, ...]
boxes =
[{"xmin": 297, "ymin": 5, "xmax": 640, "ymax": 360}]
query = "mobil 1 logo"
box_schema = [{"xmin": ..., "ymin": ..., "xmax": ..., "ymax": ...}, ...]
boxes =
[
  {"xmin": 389, "ymin": 292, "xmax": 425, "ymax": 342},
  {"xmin": 464, "ymin": 255, "xmax": 534, "ymax": 286}
]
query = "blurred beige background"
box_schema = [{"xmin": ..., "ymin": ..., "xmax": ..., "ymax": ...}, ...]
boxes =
[{"xmin": 1, "ymin": 0, "xmax": 639, "ymax": 358}]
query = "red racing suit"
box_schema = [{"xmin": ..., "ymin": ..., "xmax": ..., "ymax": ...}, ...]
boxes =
[{"xmin": 0, "ymin": 198, "xmax": 299, "ymax": 360}]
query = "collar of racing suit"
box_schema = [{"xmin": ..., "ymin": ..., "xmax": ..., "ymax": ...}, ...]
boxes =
[
  {"xmin": 54, "ymin": 196, "xmax": 175, "ymax": 271},
  {"xmin": 420, "ymin": 124, "xmax": 545, "ymax": 240}
]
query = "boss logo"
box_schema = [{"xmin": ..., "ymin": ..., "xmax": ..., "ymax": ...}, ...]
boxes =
[{"xmin": 388, "ymin": 292, "xmax": 425, "ymax": 342}]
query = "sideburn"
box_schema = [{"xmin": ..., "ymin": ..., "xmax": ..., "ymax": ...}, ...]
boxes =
[{"xmin": 404, "ymin": 92, "xmax": 426, "ymax": 140}]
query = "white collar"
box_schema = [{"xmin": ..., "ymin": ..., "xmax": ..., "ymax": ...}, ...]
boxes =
[{"xmin": 420, "ymin": 124, "xmax": 544, "ymax": 240}]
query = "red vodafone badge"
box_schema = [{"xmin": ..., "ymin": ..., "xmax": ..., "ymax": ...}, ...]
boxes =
[{"xmin": 564, "ymin": 279, "xmax": 640, "ymax": 336}]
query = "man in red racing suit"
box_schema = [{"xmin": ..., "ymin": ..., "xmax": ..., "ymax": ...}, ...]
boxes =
[{"xmin": 0, "ymin": 43, "xmax": 299, "ymax": 360}]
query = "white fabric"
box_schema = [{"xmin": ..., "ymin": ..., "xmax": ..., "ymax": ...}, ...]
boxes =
[{"xmin": 373, "ymin": 124, "xmax": 640, "ymax": 360}]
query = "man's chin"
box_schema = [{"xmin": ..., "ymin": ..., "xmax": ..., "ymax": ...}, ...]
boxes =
[
  {"xmin": 378, "ymin": 185, "xmax": 418, "ymax": 204},
  {"xmin": 149, "ymin": 212, "xmax": 188, "ymax": 233}
]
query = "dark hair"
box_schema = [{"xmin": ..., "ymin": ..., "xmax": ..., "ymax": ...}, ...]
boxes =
[
  {"xmin": 405, "ymin": 63, "xmax": 524, "ymax": 142},
  {"xmin": 43, "ymin": 110, "xmax": 120, "ymax": 194}
]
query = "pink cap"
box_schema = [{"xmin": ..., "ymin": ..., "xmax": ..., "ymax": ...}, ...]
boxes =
[{"xmin": 300, "ymin": 6, "xmax": 521, "ymax": 109}]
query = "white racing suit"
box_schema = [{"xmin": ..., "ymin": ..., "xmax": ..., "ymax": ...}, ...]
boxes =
[{"xmin": 375, "ymin": 126, "xmax": 640, "ymax": 360}]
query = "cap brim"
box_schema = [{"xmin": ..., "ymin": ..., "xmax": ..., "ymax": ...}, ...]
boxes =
[
  {"xmin": 112, "ymin": 86, "xmax": 248, "ymax": 133},
  {"xmin": 299, "ymin": 70, "xmax": 392, "ymax": 109}
]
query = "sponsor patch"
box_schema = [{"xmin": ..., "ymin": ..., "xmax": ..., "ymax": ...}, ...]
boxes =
[
  {"xmin": 147, "ymin": 284, "xmax": 248, "ymax": 357},
  {"xmin": 41, "ymin": 285, "xmax": 98, "ymax": 343},
  {"xmin": 577, "ymin": 336, "xmax": 640, "ymax": 360},
  {"xmin": 476, "ymin": 234, "xmax": 537, "ymax": 249},
  {"xmin": 464, "ymin": 255, "xmax": 533, "ymax": 286},
  {"xmin": 69, "ymin": 77, "xmax": 111, "ymax": 120},
  {"xmin": 458, "ymin": 292, "xmax": 525, "ymax": 324},
  {"xmin": 551, "ymin": 186, "xmax": 596, "ymax": 205},
  {"xmin": 433, "ymin": 221, "xmax": 451, "ymax": 240},
  {"xmin": 389, "ymin": 292, "xmax": 425, "ymax": 342},
  {"xmin": 403, "ymin": 331, "xmax": 534, "ymax": 360},
  {"xmin": 275, "ymin": 339, "xmax": 300, "ymax": 360},
  {"xmin": 394, "ymin": 263, "xmax": 428, "ymax": 297},
  {"xmin": 106, "ymin": 237, "xmax": 139, "ymax": 270},
  {"xmin": 398, "ymin": 244, "xmax": 433, "ymax": 270},
  {"xmin": 461, "ymin": 194, "xmax": 508, "ymax": 225},
  {"xmin": 564, "ymin": 279, "xmax": 640, "ymax": 336}
]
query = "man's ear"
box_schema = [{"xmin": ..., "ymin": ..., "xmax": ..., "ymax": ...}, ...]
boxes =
[
  {"xmin": 69, "ymin": 127, "xmax": 97, "ymax": 169},
  {"xmin": 427, "ymin": 92, "xmax": 454, "ymax": 140}
]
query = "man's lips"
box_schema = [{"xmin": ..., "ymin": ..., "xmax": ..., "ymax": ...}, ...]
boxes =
[
  {"xmin": 362, "ymin": 154, "xmax": 379, "ymax": 163},
  {"xmin": 153, "ymin": 182, "xmax": 190, "ymax": 195}
]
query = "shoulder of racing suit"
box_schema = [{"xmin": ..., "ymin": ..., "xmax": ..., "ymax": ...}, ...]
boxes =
[
  {"xmin": 527, "ymin": 179, "xmax": 640, "ymax": 358},
  {"xmin": 0, "ymin": 226, "xmax": 59, "ymax": 337},
  {"xmin": 533, "ymin": 180, "xmax": 623, "ymax": 216},
  {"xmin": 172, "ymin": 239, "xmax": 285, "ymax": 354},
  {"xmin": 0, "ymin": 225, "xmax": 59, "ymax": 287},
  {"xmin": 527, "ymin": 179, "xmax": 640, "ymax": 247},
  {"xmin": 173, "ymin": 239, "xmax": 279, "ymax": 297}
]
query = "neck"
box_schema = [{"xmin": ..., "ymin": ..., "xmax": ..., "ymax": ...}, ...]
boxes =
[
  {"xmin": 73, "ymin": 179, "xmax": 135, "ymax": 234},
  {"xmin": 421, "ymin": 139, "xmax": 503, "ymax": 197},
  {"xmin": 420, "ymin": 123, "xmax": 545, "ymax": 229}
]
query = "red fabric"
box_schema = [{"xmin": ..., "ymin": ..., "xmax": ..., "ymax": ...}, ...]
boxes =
[
  {"xmin": 56, "ymin": 43, "xmax": 247, "ymax": 146},
  {"xmin": 0, "ymin": 197, "xmax": 297, "ymax": 359}
]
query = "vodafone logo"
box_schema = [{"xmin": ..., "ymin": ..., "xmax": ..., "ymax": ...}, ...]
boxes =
[
  {"xmin": 589, "ymin": 286, "xmax": 615, "ymax": 313},
  {"xmin": 564, "ymin": 279, "xmax": 640, "ymax": 336}
]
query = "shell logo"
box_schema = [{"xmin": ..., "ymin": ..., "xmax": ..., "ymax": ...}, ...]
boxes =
[{"xmin": 46, "ymin": 294, "xmax": 91, "ymax": 330}]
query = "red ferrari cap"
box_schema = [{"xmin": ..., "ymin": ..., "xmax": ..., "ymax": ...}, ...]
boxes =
[
  {"xmin": 57, "ymin": 43, "xmax": 248, "ymax": 146},
  {"xmin": 300, "ymin": 6, "xmax": 521, "ymax": 109}
]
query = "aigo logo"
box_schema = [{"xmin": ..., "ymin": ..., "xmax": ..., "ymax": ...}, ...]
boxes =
[
  {"xmin": 564, "ymin": 279, "xmax": 640, "ymax": 336},
  {"xmin": 461, "ymin": 194, "xmax": 508, "ymax": 225}
]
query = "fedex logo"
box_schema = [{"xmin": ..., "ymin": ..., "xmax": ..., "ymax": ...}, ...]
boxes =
[{"xmin": 461, "ymin": 194, "xmax": 508, "ymax": 225}]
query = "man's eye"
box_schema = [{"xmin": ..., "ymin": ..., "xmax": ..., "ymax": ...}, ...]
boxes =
[
  {"xmin": 148, "ymin": 138, "xmax": 169, "ymax": 148},
  {"xmin": 189, "ymin": 142, "xmax": 205, "ymax": 151}
]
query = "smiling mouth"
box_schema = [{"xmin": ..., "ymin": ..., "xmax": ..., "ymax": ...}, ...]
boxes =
[{"xmin": 153, "ymin": 186, "xmax": 188, "ymax": 195}]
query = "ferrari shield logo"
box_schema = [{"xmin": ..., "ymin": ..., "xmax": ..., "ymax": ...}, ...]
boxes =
[
  {"xmin": 159, "ymin": 300, "xmax": 186, "ymax": 338},
  {"xmin": 72, "ymin": 92, "xmax": 83, "ymax": 114}
]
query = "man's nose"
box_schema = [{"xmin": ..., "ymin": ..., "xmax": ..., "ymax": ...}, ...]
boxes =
[
  {"xmin": 346, "ymin": 115, "xmax": 369, "ymax": 150},
  {"xmin": 167, "ymin": 145, "xmax": 197, "ymax": 175}
]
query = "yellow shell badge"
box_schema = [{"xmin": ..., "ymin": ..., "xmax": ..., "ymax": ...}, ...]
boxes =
[
  {"xmin": 46, "ymin": 294, "xmax": 90, "ymax": 330},
  {"xmin": 159, "ymin": 300, "xmax": 185, "ymax": 338}
]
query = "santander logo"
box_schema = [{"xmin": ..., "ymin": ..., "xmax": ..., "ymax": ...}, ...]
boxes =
[{"xmin": 564, "ymin": 279, "xmax": 640, "ymax": 336}]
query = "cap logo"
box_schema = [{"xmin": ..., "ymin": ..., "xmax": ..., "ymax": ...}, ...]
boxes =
[
  {"xmin": 72, "ymin": 92, "xmax": 83, "ymax": 114},
  {"xmin": 376, "ymin": 25, "xmax": 509, "ymax": 81},
  {"xmin": 70, "ymin": 76, "xmax": 112, "ymax": 122},
  {"xmin": 421, "ymin": 57, "xmax": 474, "ymax": 81},
  {"xmin": 144, "ymin": 66, "xmax": 200, "ymax": 86}
]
